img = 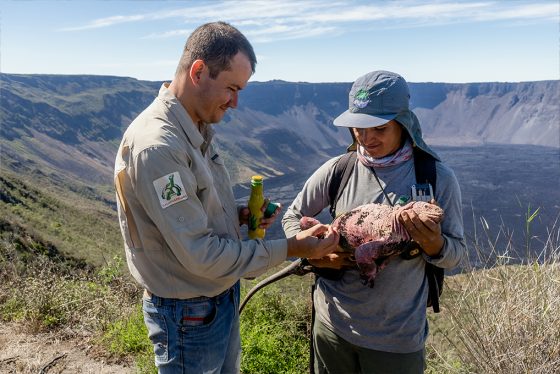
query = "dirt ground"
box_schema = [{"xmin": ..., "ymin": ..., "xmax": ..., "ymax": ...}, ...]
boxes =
[{"xmin": 0, "ymin": 322, "xmax": 135, "ymax": 374}]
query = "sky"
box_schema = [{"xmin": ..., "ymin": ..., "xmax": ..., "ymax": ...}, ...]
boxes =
[{"xmin": 1, "ymin": 0, "xmax": 558, "ymax": 84}]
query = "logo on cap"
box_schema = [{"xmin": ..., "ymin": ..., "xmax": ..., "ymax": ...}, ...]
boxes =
[{"xmin": 353, "ymin": 88, "xmax": 370, "ymax": 109}]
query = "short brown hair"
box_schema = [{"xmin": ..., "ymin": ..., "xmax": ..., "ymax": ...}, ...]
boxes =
[{"xmin": 176, "ymin": 21, "xmax": 257, "ymax": 79}]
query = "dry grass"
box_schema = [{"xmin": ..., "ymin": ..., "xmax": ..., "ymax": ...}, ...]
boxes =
[
  {"xmin": 2, "ymin": 208, "xmax": 559, "ymax": 373},
  {"xmin": 0, "ymin": 232, "xmax": 140, "ymax": 337},
  {"xmin": 428, "ymin": 214, "xmax": 560, "ymax": 373}
]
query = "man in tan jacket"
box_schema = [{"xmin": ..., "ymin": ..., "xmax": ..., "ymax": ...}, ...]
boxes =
[{"xmin": 114, "ymin": 21, "xmax": 338, "ymax": 373}]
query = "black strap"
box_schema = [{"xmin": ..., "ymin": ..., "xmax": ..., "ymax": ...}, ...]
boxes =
[
  {"xmin": 425, "ymin": 264, "xmax": 444, "ymax": 313},
  {"xmin": 328, "ymin": 151, "xmax": 357, "ymax": 218},
  {"xmin": 309, "ymin": 280, "xmax": 316, "ymax": 374},
  {"xmin": 412, "ymin": 149, "xmax": 444, "ymax": 313},
  {"xmin": 413, "ymin": 148, "xmax": 437, "ymax": 188},
  {"xmin": 370, "ymin": 167, "xmax": 394, "ymax": 207}
]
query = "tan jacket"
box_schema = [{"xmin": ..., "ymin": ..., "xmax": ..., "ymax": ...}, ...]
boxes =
[{"xmin": 114, "ymin": 83, "xmax": 287, "ymax": 299}]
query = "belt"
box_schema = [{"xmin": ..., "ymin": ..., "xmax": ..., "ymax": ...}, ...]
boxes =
[{"xmin": 143, "ymin": 285, "xmax": 235, "ymax": 300}]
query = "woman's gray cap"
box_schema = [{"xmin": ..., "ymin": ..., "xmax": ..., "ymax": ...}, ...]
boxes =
[
  {"xmin": 334, "ymin": 70, "xmax": 410, "ymax": 128},
  {"xmin": 335, "ymin": 70, "xmax": 440, "ymax": 161}
]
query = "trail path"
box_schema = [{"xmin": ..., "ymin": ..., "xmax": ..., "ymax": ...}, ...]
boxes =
[{"xmin": 0, "ymin": 322, "xmax": 134, "ymax": 374}]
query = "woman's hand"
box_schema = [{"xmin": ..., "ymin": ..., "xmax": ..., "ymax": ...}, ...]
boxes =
[
  {"xmin": 399, "ymin": 200, "xmax": 444, "ymax": 257},
  {"xmin": 307, "ymin": 252, "xmax": 356, "ymax": 269},
  {"xmin": 287, "ymin": 224, "xmax": 340, "ymax": 260}
]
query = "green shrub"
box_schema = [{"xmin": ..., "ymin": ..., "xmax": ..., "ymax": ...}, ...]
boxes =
[
  {"xmin": 101, "ymin": 305, "xmax": 151, "ymax": 355},
  {"xmin": 240, "ymin": 280, "xmax": 312, "ymax": 373},
  {"xmin": 0, "ymin": 296, "xmax": 26, "ymax": 321}
]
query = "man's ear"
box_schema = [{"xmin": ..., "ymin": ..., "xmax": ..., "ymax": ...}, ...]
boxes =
[{"xmin": 189, "ymin": 60, "xmax": 205, "ymax": 86}]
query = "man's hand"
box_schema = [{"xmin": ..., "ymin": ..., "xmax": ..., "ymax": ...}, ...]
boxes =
[
  {"xmin": 287, "ymin": 224, "xmax": 339, "ymax": 259},
  {"xmin": 238, "ymin": 201, "xmax": 282, "ymax": 228},
  {"xmin": 239, "ymin": 207, "xmax": 250, "ymax": 226},
  {"xmin": 399, "ymin": 200, "xmax": 444, "ymax": 257},
  {"xmin": 259, "ymin": 201, "xmax": 282, "ymax": 229},
  {"xmin": 307, "ymin": 252, "xmax": 355, "ymax": 269}
]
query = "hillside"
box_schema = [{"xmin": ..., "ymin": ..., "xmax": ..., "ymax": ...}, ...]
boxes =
[
  {"xmin": 0, "ymin": 169, "xmax": 121, "ymax": 266},
  {"xmin": 1, "ymin": 73, "xmax": 559, "ymax": 260},
  {"xmin": 1, "ymin": 74, "xmax": 160, "ymax": 185},
  {"xmin": 411, "ymin": 81, "xmax": 560, "ymax": 147},
  {"xmin": 1, "ymin": 74, "xmax": 558, "ymax": 187}
]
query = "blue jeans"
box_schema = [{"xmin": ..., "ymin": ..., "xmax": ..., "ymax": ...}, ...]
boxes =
[{"xmin": 142, "ymin": 282, "xmax": 241, "ymax": 374}]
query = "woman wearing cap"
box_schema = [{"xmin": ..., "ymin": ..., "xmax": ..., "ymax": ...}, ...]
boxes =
[{"xmin": 282, "ymin": 70, "xmax": 466, "ymax": 373}]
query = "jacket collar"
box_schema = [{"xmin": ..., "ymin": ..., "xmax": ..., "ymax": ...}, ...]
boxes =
[{"xmin": 157, "ymin": 83, "xmax": 208, "ymax": 151}]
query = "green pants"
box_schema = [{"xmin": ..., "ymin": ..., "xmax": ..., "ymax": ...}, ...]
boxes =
[{"xmin": 313, "ymin": 320, "xmax": 425, "ymax": 374}]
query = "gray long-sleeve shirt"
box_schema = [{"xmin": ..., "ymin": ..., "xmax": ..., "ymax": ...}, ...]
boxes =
[
  {"xmin": 282, "ymin": 154, "xmax": 466, "ymax": 353},
  {"xmin": 115, "ymin": 83, "xmax": 287, "ymax": 299}
]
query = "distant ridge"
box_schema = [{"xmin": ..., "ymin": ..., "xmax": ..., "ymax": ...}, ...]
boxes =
[
  {"xmin": 1, "ymin": 73, "xmax": 558, "ymax": 187},
  {"xmin": 1, "ymin": 73, "xmax": 558, "ymax": 258}
]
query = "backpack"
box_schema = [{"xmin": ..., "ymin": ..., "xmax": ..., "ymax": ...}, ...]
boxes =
[{"xmin": 326, "ymin": 148, "xmax": 445, "ymax": 313}]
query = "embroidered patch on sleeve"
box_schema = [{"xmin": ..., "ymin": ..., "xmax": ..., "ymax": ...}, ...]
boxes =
[{"xmin": 153, "ymin": 172, "xmax": 188, "ymax": 209}]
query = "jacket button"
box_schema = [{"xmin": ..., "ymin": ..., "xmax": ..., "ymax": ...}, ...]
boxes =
[{"xmin": 178, "ymin": 216, "xmax": 185, "ymax": 222}]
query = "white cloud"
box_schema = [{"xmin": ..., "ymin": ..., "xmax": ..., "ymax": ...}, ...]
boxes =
[
  {"xmin": 61, "ymin": 0, "xmax": 558, "ymax": 43},
  {"xmin": 305, "ymin": 2, "xmax": 490, "ymax": 22},
  {"xmin": 144, "ymin": 29, "xmax": 193, "ymax": 40},
  {"xmin": 59, "ymin": 14, "xmax": 146, "ymax": 31},
  {"xmin": 246, "ymin": 24, "xmax": 340, "ymax": 43},
  {"xmin": 471, "ymin": 3, "xmax": 558, "ymax": 22},
  {"xmin": 155, "ymin": 0, "xmax": 321, "ymax": 22}
]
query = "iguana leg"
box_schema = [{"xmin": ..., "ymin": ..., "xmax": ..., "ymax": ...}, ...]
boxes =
[
  {"xmin": 355, "ymin": 240, "xmax": 387, "ymax": 287},
  {"xmin": 355, "ymin": 240, "xmax": 407, "ymax": 287},
  {"xmin": 300, "ymin": 217, "xmax": 321, "ymax": 230}
]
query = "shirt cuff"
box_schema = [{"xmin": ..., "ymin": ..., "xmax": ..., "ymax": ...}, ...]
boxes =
[
  {"xmin": 422, "ymin": 237, "xmax": 447, "ymax": 264},
  {"xmin": 264, "ymin": 238, "xmax": 289, "ymax": 268}
]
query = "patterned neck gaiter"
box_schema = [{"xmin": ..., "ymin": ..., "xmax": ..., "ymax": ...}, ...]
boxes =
[{"xmin": 357, "ymin": 139, "xmax": 413, "ymax": 168}]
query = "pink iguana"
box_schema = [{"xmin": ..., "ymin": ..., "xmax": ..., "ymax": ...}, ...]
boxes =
[{"xmin": 301, "ymin": 201, "xmax": 444, "ymax": 286}]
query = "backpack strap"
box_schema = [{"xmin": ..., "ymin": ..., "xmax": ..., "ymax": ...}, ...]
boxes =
[
  {"xmin": 412, "ymin": 148, "xmax": 444, "ymax": 314},
  {"xmin": 305, "ymin": 151, "xmax": 357, "ymax": 282},
  {"xmin": 425, "ymin": 264, "xmax": 444, "ymax": 313},
  {"xmin": 328, "ymin": 151, "xmax": 357, "ymax": 219},
  {"xmin": 413, "ymin": 148, "xmax": 437, "ymax": 188}
]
